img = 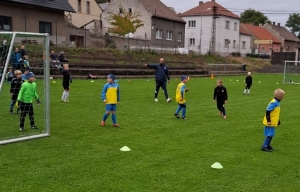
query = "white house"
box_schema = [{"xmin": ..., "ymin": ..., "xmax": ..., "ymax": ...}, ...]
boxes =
[
  {"xmin": 180, "ymin": 0, "xmax": 241, "ymax": 55},
  {"xmin": 239, "ymin": 24, "xmax": 252, "ymax": 56}
]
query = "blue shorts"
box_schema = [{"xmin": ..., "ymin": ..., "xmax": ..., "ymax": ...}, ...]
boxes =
[
  {"xmin": 264, "ymin": 126, "xmax": 275, "ymax": 137},
  {"xmin": 105, "ymin": 104, "xmax": 117, "ymax": 112}
]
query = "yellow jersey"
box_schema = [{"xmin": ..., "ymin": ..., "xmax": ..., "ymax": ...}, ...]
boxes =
[
  {"xmin": 263, "ymin": 98, "xmax": 281, "ymax": 127},
  {"xmin": 176, "ymin": 82, "xmax": 186, "ymax": 104},
  {"xmin": 101, "ymin": 83, "xmax": 120, "ymax": 104}
]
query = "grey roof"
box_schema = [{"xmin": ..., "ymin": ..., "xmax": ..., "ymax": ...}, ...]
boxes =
[
  {"xmin": 4, "ymin": 0, "xmax": 75, "ymax": 12},
  {"xmin": 267, "ymin": 23, "xmax": 300, "ymax": 42}
]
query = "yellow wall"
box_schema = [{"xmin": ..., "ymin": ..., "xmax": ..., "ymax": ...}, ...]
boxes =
[{"xmin": 66, "ymin": 0, "xmax": 102, "ymax": 28}]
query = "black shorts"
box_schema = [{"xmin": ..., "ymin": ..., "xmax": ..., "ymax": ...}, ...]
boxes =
[
  {"xmin": 62, "ymin": 81, "xmax": 69, "ymax": 90},
  {"xmin": 245, "ymin": 84, "xmax": 252, "ymax": 89}
]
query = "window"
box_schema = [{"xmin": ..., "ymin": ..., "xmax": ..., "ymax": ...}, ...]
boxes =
[
  {"xmin": 269, "ymin": 48, "xmax": 272, "ymax": 53},
  {"xmin": 119, "ymin": 8, "xmax": 123, "ymax": 14},
  {"xmin": 242, "ymin": 41, "xmax": 246, "ymax": 49},
  {"xmin": 156, "ymin": 29, "xmax": 163, "ymax": 39},
  {"xmin": 189, "ymin": 38, "xmax": 195, "ymax": 46},
  {"xmin": 129, "ymin": 8, "xmax": 132, "ymax": 14},
  {"xmin": 233, "ymin": 40, "xmax": 236, "ymax": 48},
  {"xmin": 262, "ymin": 47, "xmax": 265, "ymax": 53},
  {"xmin": 39, "ymin": 21, "xmax": 52, "ymax": 35},
  {"xmin": 234, "ymin": 22, "xmax": 237, "ymax": 31},
  {"xmin": 225, "ymin": 21, "xmax": 230, "ymax": 29},
  {"xmin": 177, "ymin": 32, "xmax": 182, "ymax": 41},
  {"xmin": 0, "ymin": 16, "xmax": 12, "ymax": 31},
  {"xmin": 276, "ymin": 49, "xmax": 279, "ymax": 52},
  {"xmin": 78, "ymin": 0, "xmax": 81, "ymax": 12},
  {"xmin": 86, "ymin": 1, "xmax": 90, "ymax": 14},
  {"xmin": 224, "ymin": 39, "xmax": 230, "ymax": 47},
  {"xmin": 166, "ymin": 31, "xmax": 173, "ymax": 40},
  {"xmin": 188, "ymin": 20, "xmax": 196, "ymax": 28}
]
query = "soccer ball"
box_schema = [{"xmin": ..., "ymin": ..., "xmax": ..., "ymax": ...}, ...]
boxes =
[{"xmin": 50, "ymin": 77, "xmax": 53, "ymax": 80}]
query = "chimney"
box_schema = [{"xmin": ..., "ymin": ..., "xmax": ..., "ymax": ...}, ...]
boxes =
[
  {"xmin": 278, "ymin": 23, "xmax": 280, "ymax": 26},
  {"xmin": 199, "ymin": 1, "xmax": 203, "ymax": 5},
  {"xmin": 211, "ymin": 0, "xmax": 215, "ymax": 2},
  {"xmin": 273, "ymin": 22, "xmax": 275, "ymax": 25}
]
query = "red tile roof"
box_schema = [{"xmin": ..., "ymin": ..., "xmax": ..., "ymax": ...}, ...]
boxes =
[
  {"xmin": 138, "ymin": 0, "xmax": 185, "ymax": 23},
  {"xmin": 240, "ymin": 24, "xmax": 252, "ymax": 36},
  {"xmin": 180, "ymin": 0, "xmax": 239, "ymax": 19},
  {"xmin": 242, "ymin": 23, "xmax": 281, "ymax": 43}
]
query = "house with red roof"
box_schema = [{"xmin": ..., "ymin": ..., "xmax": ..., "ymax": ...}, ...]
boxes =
[
  {"xmin": 241, "ymin": 23, "xmax": 281, "ymax": 54},
  {"xmin": 239, "ymin": 24, "xmax": 252, "ymax": 55},
  {"xmin": 180, "ymin": 0, "xmax": 245, "ymax": 55},
  {"xmin": 101, "ymin": 0, "xmax": 186, "ymax": 49}
]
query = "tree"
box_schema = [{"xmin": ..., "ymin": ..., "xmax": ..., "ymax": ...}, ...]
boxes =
[
  {"xmin": 107, "ymin": 5, "xmax": 144, "ymax": 36},
  {"xmin": 285, "ymin": 13, "xmax": 300, "ymax": 35},
  {"xmin": 240, "ymin": 9, "xmax": 269, "ymax": 26}
]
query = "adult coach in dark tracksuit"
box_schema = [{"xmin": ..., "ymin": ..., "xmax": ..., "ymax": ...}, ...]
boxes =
[{"xmin": 144, "ymin": 58, "xmax": 172, "ymax": 102}]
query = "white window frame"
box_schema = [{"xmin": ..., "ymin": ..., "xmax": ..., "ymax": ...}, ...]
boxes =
[
  {"xmin": 77, "ymin": 0, "xmax": 81, "ymax": 12},
  {"xmin": 242, "ymin": 41, "xmax": 246, "ymax": 49},
  {"xmin": 0, "ymin": 15, "xmax": 12, "ymax": 31},
  {"xmin": 177, "ymin": 32, "xmax": 182, "ymax": 42},
  {"xmin": 234, "ymin": 22, "xmax": 237, "ymax": 31},
  {"xmin": 188, "ymin": 20, "xmax": 196, "ymax": 28},
  {"xmin": 233, "ymin": 40, "xmax": 236, "ymax": 48},
  {"xmin": 166, "ymin": 31, "xmax": 173, "ymax": 40},
  {"xmin": 156, "ymin": 29, "xmax": 163, "ymax": 39},
  {"xmin": 189, "ymin": 38, "xmax": 195, "ymax": 46},
  {"xmin": 86, "ymin": 1, "xmax": 90, "ymax": 14},
  {"xmin": 224, "ymin": 39, "xmax": 230, "ymax": 47},
  {"xmin": 225, "ymin": 21, "xmax": 230, "ymax": 29}
]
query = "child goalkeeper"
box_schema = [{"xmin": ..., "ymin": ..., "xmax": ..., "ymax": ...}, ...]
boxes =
[
  {"xmin": 174, "ymin": 75, "xmax": 189, "ymax": 119},
  {"xmin": 101, "ymin": 74, "xmax": 120, "ymax": 127},
  {"xmin": 16, "ymin": 72, "xmax": 40, "ymax": 131}
]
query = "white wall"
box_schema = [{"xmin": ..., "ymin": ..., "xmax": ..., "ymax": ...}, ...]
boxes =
[
  {"xmin": 101, "ymin": 0, "xmax": 152, "ymax": 39},
  {"xmin": 182, "ymin": 15, "xmax": 240, "ymax": 55},
  {"xmin": 239, "ymin": 34, "xmax": 251, "ymax": 56}
]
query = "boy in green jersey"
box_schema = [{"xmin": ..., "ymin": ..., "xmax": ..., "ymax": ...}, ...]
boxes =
[{"xmin": 16, "ymin": 72, "xmax": 40, "ymax": 131}]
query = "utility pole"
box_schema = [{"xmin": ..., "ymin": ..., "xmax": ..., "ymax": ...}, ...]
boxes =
[{"xmin": 210, "ymin": 6, "xmax": 219, "ymax": 54}]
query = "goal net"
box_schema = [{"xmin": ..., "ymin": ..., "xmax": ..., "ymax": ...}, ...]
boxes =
[
  {"xmin": 283, "ymin": 60, "xmax": 300, "ymax": 84},
  {"xmin": 0, "ymin": 32, "xmax": 50, "ymax": 145}
]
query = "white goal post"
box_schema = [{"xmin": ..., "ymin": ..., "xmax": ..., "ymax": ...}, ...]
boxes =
[
  {"xmin": 0, "ymin": 31, "xmax": 50, "ymax": 145},
  {"xmin": 283, "ymin": 60, "xmax": 300, "ymax": 84}
]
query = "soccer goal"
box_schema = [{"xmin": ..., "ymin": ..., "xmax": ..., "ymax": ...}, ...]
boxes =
[
  {"xmin": 283, "ymin": 60, "xmax": 300, "ymax": 84},
  {"xmin": 0, "ymin": 32, "xmax": 50, "ymax": 145}
]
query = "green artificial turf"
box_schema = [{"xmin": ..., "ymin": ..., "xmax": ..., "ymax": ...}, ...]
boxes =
[{"xmin": 0, "ymin": 74, "xmax": 300, "ymax": 192}]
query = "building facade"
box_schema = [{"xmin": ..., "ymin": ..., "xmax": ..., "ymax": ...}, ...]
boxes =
[{"xmin": 0, "ymin": 0, "xmax": 75, "ymax": 45}]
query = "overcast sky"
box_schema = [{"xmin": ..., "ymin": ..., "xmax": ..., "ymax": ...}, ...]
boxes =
[{"xmin": 161, "ymin": 0, "xmax": 300, "ymax": 28}]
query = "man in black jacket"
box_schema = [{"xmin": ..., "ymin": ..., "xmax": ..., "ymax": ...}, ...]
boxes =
[{"xmin": 144, "ymin": 58, "xmax": 172, "ymax": 102}]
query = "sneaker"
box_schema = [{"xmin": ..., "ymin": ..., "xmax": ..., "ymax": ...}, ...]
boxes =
[
  {"xmin": 101, "ymin": 120, "xmax": 105, "ymax": 126},
  {"xmin": 154, "ymin": 98, "xmax": 158, "ymax": 102},
  {"xmin": 19, "ymin": 127, "xmax": 24, "ymax": 132},
  {"xmin": 62, "ymin": 99, "xmax": 66, "ymax": 102},
  {"xmin": 181, "ymin": 117, "xmax": 187, "ymax": 120},
  {"xmin": 166, "ymin": 98, "xmax": 172, "ymax": 103},
  {"xmin": 268, "ymin": 146, "xmax": 274, "ymax": 151},
  {"xmin": 10, "ymin": 109, "xmax": 13, "ymax": 114},
  {"xmin": 223, "ymin": 116, "xmax": 227, "ymax": 119},
  {"xmin": 66, "ymin": 100, "xmax": 69, "ymax": 103},
  {"xmin": 112, "ymin": 124, "xmax": 120, "ymax": 127},
  {"xmin": 31, "ymin": 125, "xmax": 39, "ymax": 129},
  {"xmin": 261, "ymin": 147, "xmax": 272, "ymax": 152},
  {"xmin": 174, "ymin": 113, "xmax": 180, "ymax": 119}
]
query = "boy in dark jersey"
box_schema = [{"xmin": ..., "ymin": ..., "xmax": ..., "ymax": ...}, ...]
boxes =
[
  {"xmin": 213, "ymin": 79, "xmax": 228, "ymax": 119},
  {"xmin": 60, "ymin": 64, "xmax": 72, "ymax": 102},
  {"xmin": 10, "ymin": 70, "xmax": 24, "ymax": 113}
]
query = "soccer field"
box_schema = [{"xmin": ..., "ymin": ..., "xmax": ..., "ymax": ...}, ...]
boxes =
[{"xmin": 0, "ymin": 74, "xmax": 300, "ymax": 191}]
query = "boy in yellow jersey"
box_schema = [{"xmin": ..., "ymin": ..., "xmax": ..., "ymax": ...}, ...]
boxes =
[
  {"xmin": 174, "ymin": 75, "xmax": 189, "ymax": 119},
  {"xmin": 261, "ymin": 89, "xmax": 285, "ymax": 152},
  {"xmin": 101, "ymin": 74, "xmax": 120, "ymax": 127}
]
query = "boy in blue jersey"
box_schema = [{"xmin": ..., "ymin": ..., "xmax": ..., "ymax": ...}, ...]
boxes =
[
  {"xmin": 174, "ymin": 75, "xmax": 189, "ymax": 119},
  {"xmin": 21, "ymin": 69, "xmax": 29, "ymax": 81},
  {"xmin": 6, "ymin": 68, "xmax": 14, "ymax": 82},
  {"xmin": 101, "ymin": 74, "xmax": 120, "ymax": 127},
  {"xmin": 261, "ymin": 89, "xmax": 285, "ymax": 152}
]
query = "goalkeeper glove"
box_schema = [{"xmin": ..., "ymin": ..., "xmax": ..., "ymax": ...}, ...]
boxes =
[
  {"xmin": 15, "ymin": 101, "xmax": 19, "ymax": 107},
  {"xmin": 36, "ymin": 99, "xmax": 41, "ymax": 104},
  {"xmin": 70, "ymin": 79, "xmax": 73, "ymax": 83}
]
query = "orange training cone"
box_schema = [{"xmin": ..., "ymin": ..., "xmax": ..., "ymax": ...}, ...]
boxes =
[{"xmin": 211, "ymin": 73, "xmax": 214, "ymax": 79}]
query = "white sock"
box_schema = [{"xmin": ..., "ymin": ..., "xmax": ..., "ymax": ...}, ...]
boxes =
[
  {"xmin": 66, "ymin": 92, "xmax": 69, "ymax": 100},
  {"xmin": 248, "ymin": 89, "xmax": 250, "ymax": 94},
  {"xmin": 243, "ymin": 89, "xmax": 247, "ymax": 94},
  {"xmin": 62, "ymin": 91, "xmax": 66, "ymax": 100}
]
